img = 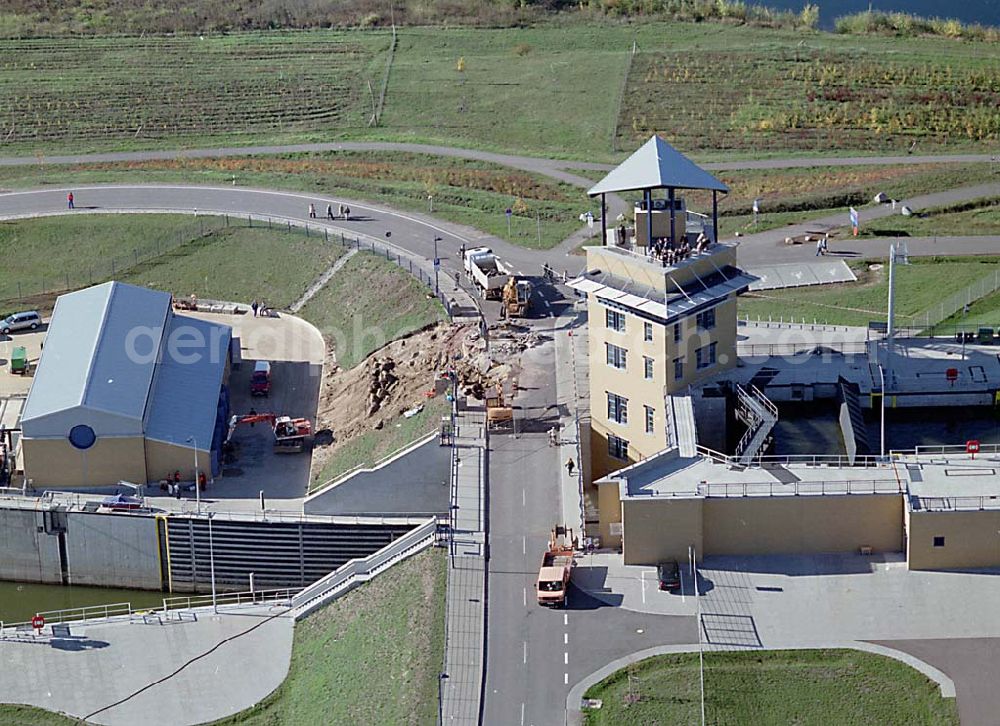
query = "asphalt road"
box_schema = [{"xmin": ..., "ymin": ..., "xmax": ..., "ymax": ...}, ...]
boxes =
[{"xmin": 483, "ymin": 284, "xmax": 695, "ymax": 726}]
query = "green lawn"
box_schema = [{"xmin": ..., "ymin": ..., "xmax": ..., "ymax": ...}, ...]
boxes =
[
  {"xmin": 123, "ymin": 225, "xmax": 344, "ymax": 309},
  {"xmin": 583, "ymin": 649, "xmax": 958, "ymax": 726},
  {"xmin": 0, "ymin": 705, "xmax": 76, "ymax": 725},
  {"xmin": 0, "ymin": 22, "xmax": 997, "ymax": 159},
  {"xmin": 832, "ymin": 197, "xmax": 1000, "ymax": 239},
  {"xmin": 929, "ymin": 289, "xmax": 1000, "ymax": 334},
  {"xmin": 299, "ymin": 251, "xmax": 445, "ymax": 370},
  {"xmin": 739, "ymin": 257, "xmax": 1000, "ymax": 328},
  {"xmin": 0, "ymin": 214, "xmax": 343, "ymax": 309},
  {"xmin": 210, "ymin": 548, "xmax": 446, "ymax": 726}
]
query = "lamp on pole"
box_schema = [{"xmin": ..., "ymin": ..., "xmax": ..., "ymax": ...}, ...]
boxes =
[
  {"xmin": 186, "ymin": 436, "xmax": 200, "ymax": 515},
  {"xmin": 433, "ymin": 236, "xmax": 442, "ymax": 296}
]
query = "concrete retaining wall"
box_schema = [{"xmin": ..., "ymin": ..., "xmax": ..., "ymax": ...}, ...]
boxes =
[
  {"xmin": 64, "ymin": 512, "xmax": 161, "ymax": 590},
  {"xmin": 0, "ymin": 507, "xmax": 62, "ymax": 584}
]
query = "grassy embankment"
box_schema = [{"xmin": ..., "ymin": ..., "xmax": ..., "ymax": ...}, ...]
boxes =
[
  {"xmin": 0, "ymin": 549, "xmax": 446, "ymax": 726},
  {"xmin": 0, "ymin": 22, "xmax": 996, "ymax": 160},
  {"xmin": 300, "ymin": 251, "xmax": 448, "ymax": 489},
  {"xmin": 582, "ymin": 649, "xmax": 958, "ymax": 726},
  {"xmin": 0, "ymin": 152, "xmax": 588, "ymax": 251},
  {"xmin": 0, "ymin": 214, "xmax": 344, "ymax": 309},
  {"xmin": 738, "ymin": 256, "xmax": 1000, "ymax": 328},
  {"xmin": 830, "ymin": 196, "xmax": 1000, "ymax": 239}
]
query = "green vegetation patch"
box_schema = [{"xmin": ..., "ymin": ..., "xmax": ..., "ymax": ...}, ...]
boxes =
[
  {"xmin": 299, "ymin": 251, "xmax": 445, "ymax": 370},
  {"xmin": 0, "ymin": 214, "xmax": 343, "ymax": 309},
  {"xmin": 210, "ymin": 548, "xmax": 446, "ymax": 726},
  {"xmin": 0, "ymin": 704, "xmax": 75, "ymax": 725},
  {"xmin": 123, "ymin": 226, "xmax": 345, "ymax": 309},
  {"xmin": 930, "ymin": 289, "xmax": 1000, "ymax": 334},
  {"xmin": 0, "ymin": 32, "xmax": 388, "ymax": 152},
  {"xmin": 310, "ymin": 396, "xmax": 449, "ymax": 490},
  {"xmin": 739, "ymin": 257, "xmax": 1000, "ymax": 328},
  {"xmin": 837, "ymin": 196, "xmax": 1000, "ymax": 239},
  {"xmin": 583, "ymin": 649, "xmax": 958, "ymax": 726}
]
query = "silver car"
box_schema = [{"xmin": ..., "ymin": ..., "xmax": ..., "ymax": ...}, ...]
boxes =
[{"xmin": 1, "ymin": 310, "xmax": 41, "ymax": 334}]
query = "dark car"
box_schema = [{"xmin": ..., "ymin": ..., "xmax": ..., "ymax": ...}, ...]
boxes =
[{"xmin": 657, "ymin": 560, "xmax": 681, "ymax": 591}]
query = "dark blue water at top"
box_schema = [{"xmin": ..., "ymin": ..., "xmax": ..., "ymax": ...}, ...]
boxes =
[{"xmin": 759, "ymin": 0, "xmax": 1000, "ymax": 29}]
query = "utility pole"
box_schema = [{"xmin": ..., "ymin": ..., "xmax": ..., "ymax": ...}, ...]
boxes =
[{"xmin": 433, "ymin": 236, "xmax": 441, "ymax": 296}]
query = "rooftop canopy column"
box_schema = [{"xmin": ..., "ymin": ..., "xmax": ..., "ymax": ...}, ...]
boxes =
[
  {"xmin": 644, "ymin": 189, "xmax": 653, "ymax": 252},
  {"xmin": 712, "ymin": 190, "xmax": 719, "ymax": 243},
  {"xmin": 668, "ymin": 187, "xmax": 676, "ymax": 247}
]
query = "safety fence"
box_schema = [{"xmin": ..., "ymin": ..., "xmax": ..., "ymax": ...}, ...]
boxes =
[
  {"xmin": 911, "ymin": 496, "xmax": 1000, "ymax": 512},
  {"xmin": 700, "ymin": 478, "xmax": 903, "ymax": 499}
]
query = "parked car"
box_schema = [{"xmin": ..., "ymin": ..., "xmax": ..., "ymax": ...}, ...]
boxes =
[
  {"xmin": 100, "ymin": 494, "xmax": 143, "ymax": 511},
  {"xmin": 1, "ymin": 310, "xmax": 41, "ymax": 335},
  {"xmin": 657, "ymin": 560, "xmax": 681, "ymax": 591}
]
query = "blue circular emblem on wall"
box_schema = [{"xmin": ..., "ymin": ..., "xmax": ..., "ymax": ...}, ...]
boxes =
[{"xmin": 68, "ymin": 424, "xmax": 97, "ymax": 450}]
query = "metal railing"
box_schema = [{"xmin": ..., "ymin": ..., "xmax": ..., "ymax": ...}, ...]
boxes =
[
  {"xmin": 291, "ymin": 517, "xmax": 438, "ymax": 618},
  {"xmin": 696, "ymin": 445, "xmax": 887, "ymax": 469},
  {"xmin": 162, "ymin": 588, "xmax": 298, "ymax": 613},
  {"xmin": 737, "ymin": 341, "xmax": 869, "ymax": 357},
  {"xmin": 893, "ymin": 444, "xmax": 1000, "ymax": 457},
  {"xmin": 700, "ymin": 479, "xmax": 902, "ymax": 498},
  {"xmin": 911, "ymin": 495, "xmax": 1000, "ymax": 512},
  {"xmin": 1, "ymin": 601, "xmax": 134, "ymax": 633}
]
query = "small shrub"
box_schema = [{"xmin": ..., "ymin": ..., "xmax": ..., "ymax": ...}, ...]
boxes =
[{"xmin": 513, "ymin": 43, "xmax": 533, "ymax": 56}]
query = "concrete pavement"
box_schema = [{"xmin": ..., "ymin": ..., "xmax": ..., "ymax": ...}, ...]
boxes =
[{"xmin": 0, "ymin": 606, "xmax": 293, "ymax": 726}]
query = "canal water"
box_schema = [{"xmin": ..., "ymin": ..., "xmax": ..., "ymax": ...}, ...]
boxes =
[
  {"xmin": 0, "ymin": 581, "xmax": 165, "ymax": 624},
  {"xmin": 758, "ymin": 0, "xmax": 1000, "ymax": 29}
]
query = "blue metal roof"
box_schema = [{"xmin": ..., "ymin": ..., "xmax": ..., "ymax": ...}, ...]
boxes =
[
  {"xmin": 22, "ymin": 282, "xmax": 171, "ymax": 436},
  {"xmin": 144, "ymin": 314, "xmax": 231, "ymax": 451}
]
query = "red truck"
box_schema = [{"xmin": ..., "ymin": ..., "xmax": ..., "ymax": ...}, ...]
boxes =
[
  {"xmin": 536, "ymin": 525, "xmax": 576, "ymax": 607},
  {"xmin": 251, "ymin": 361, "xmax": 271, "ymax": 396}
]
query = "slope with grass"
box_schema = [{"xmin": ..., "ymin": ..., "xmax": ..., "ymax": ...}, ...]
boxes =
[
  {"xmin": 739, "ymin": 257, "xmax": 1000, "ymax": 328},
  {"xmin": 299, "ymin": 250, "xmax": 445, "ymax": 370},
  {"xmin": 210, "ymin": 548, "xmax": 446, "ymax": 726},
  {"xmin": 0, "ymin": 214, "xmax": 344, "ymax": 309},
  {"xmin": 583, "ymin": 649, "xmax": 958, "ymax": 726}
]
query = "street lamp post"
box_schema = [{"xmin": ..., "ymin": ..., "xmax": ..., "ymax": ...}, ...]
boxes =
[
  {"xmin": 186, "ymin": 436, "xmax": 200, "ymax": 514},
  {"xmin": 433, "ymin": 236, "xmax": 442, "ymax": 297}
]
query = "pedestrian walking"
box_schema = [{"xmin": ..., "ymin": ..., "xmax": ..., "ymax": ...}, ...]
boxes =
[
  {"xmin": 565, "ymin": 457, "xmax": 575, "ymax": 476},
  {"xmin": 548, "ymin": 426, "xmax": 558, "ymax": 447},
  {"xmin": 259, "ymin": 300, "xmax": 267, "ymax": 317},
  {"xmin": 326, "ymin": 204, "xmax": 333, "ymax": 220},
  {"xmin": 822, "ymin": 236, "xmax": 829, "ymax": 255},
  {"xmin": 308, "ymin": 203, "xmax": 316, "ymax": 218},
  {"xmin": 251, "ymin": 299, "xmax": 259, "ymax": 318},
  {"xmin": 67, "ymin": 192, "xmax": 74, "ymax": 209},
  {"xmin": 337, "ymin": 203, "xmax": 344, "ymax": 219},
  {"xmin": 815, "ymin": 238, "xmax": 823, "ymax": 256},
  {"xmin": 342, "ymin": 205, "xmax": 350, "ymax": 220}
]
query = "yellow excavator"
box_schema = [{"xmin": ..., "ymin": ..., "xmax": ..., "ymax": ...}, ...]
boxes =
[{"xmin": 501, "ymin": 278, "xmax": 532, "ymax": 318}]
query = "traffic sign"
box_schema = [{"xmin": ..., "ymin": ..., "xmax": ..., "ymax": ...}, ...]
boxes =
[
  {"xmin": 967, "ymin": 440, "xmax": 981, "ymax": 458},
  {"xmin": 31, "ymin": 615, "xmax": 45, "ymax": 631},
  {"xmin": 433, "ymin": 258, "xmax": 440, "ymax": 269},
  {"xmin": 505, "ymin": 208, "xmax": 512, "ymax": 217}
]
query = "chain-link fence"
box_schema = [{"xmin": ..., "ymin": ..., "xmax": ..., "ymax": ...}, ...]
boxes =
[{"xmin": 908, "ymin": 267, "xmax": 1000, "ymax": 333}]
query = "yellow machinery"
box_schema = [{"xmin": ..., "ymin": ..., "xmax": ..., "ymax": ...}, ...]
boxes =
[
  {"xmin": 502, "ymin": 278, "xmax": 532, "ymax": 318},
  {"xmin": 485, "ymin": 386, "xmax": 514, "ymax": 431}
]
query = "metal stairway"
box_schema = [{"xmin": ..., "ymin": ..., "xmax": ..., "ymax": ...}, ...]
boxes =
[{"xmin": 734, "ymin": 384, "xmax": 778, "ymax": 465}]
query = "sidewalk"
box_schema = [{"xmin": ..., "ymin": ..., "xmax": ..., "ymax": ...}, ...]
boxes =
[
  {"xmin": 440, "ymin": 408, "xmax": 487, "ymax": 724},
  {"xmin": 553, "ymin": 300, "xmax": 590, "ymax": 535},
  {"xmin": 0, "ymin": 605, "xmax": 293, "ymax": 726}
]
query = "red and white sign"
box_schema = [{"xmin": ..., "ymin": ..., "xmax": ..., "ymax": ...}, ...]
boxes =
[
  {"xmin": 946, "ymin": 368, "xmax": 959, "ymax": 383},
  {"xmin": 31, "ymin": 615, "xmax": 45, "ymax": 631},
  {"xmin": 967, "ymin": 440, "xmax": 981, "ymax": 458}
]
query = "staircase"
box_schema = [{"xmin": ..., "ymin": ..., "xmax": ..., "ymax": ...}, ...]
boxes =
[{"xmin": 734, "ymin": 384, "xmax": 778, "ymax": 465}]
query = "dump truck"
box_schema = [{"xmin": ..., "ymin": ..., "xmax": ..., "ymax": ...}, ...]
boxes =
[
  {"xmin": 536, "ymin": 525, "xmax": 576, "ymax": 607},
  {"xmin": 464, "ymin": 247, "xmax": 512, "ymax": 300},
  {"xmin": 226, "ymin": 412, "xmax": 312, "ymax": 454},
  {"xmin": 502, "ymin": 278, "xmax": 532, "ymax": 318}
]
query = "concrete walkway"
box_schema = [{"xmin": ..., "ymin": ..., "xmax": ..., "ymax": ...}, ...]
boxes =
[
  {"xmin": 0, "ymin": 605, "xmax": 293, "ymax": 726},
  {"xmin": 440, "ymin": 408, "xmax": 487, "ymax": 725}
]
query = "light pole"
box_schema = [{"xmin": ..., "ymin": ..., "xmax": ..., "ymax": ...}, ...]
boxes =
[
  {"xmin": 690, "ymin": 545, "xmax": 705, "ymax": 726},
  {"xmin": 433, "ymin": 236, "xmax": 442, "ymax": 297},
  {"xmin": 877, "ymin": 363, "xmax": 886, "ymax": 460},
  {"xmin": 186, "ymin": 436, "xmax": 200, "ymax": 515},
  {"xmin": 208, "ymin": 512, "xmax": 217, "ymax": 613}
]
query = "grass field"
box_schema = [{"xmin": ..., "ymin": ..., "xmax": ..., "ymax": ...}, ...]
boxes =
[
  {"xmin": 0, "ymin": 151, "xmax": 589, "ymax": 250},
  {"xmin": 930, "ymin": 289, "xmax": 1000, "ymax": 333},
  {"xmin": 310, "ymin": 396, "xmax": 449, "ymax": 490},
  {"xmin": 299, "ymin": 250, "xmax": 445, "ymax": 370},
  {"xmin": 832, "ymin": 196, "xmax": 1000, "ymax": 239},
  {"xmin": 206, "ymin": 549, "xmax": 446, "ymax": 725},
  {"xmin": 0, "ymin": 214, "xmax": 343, "ymax": 308},
  {"xmin": 0, "ymin": 705, "xmax": 75, "ymax": 725},
  {"xmin": 582, "ymin": 649, "xmax": 958, "ymax": 725},
  {"xmin": 739, "ymin": 257, "xmax": 1000, "ymax": 328},
  {"xmin": 0, "ymin": 23, "xmax": 996, "ymax": 159}
]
